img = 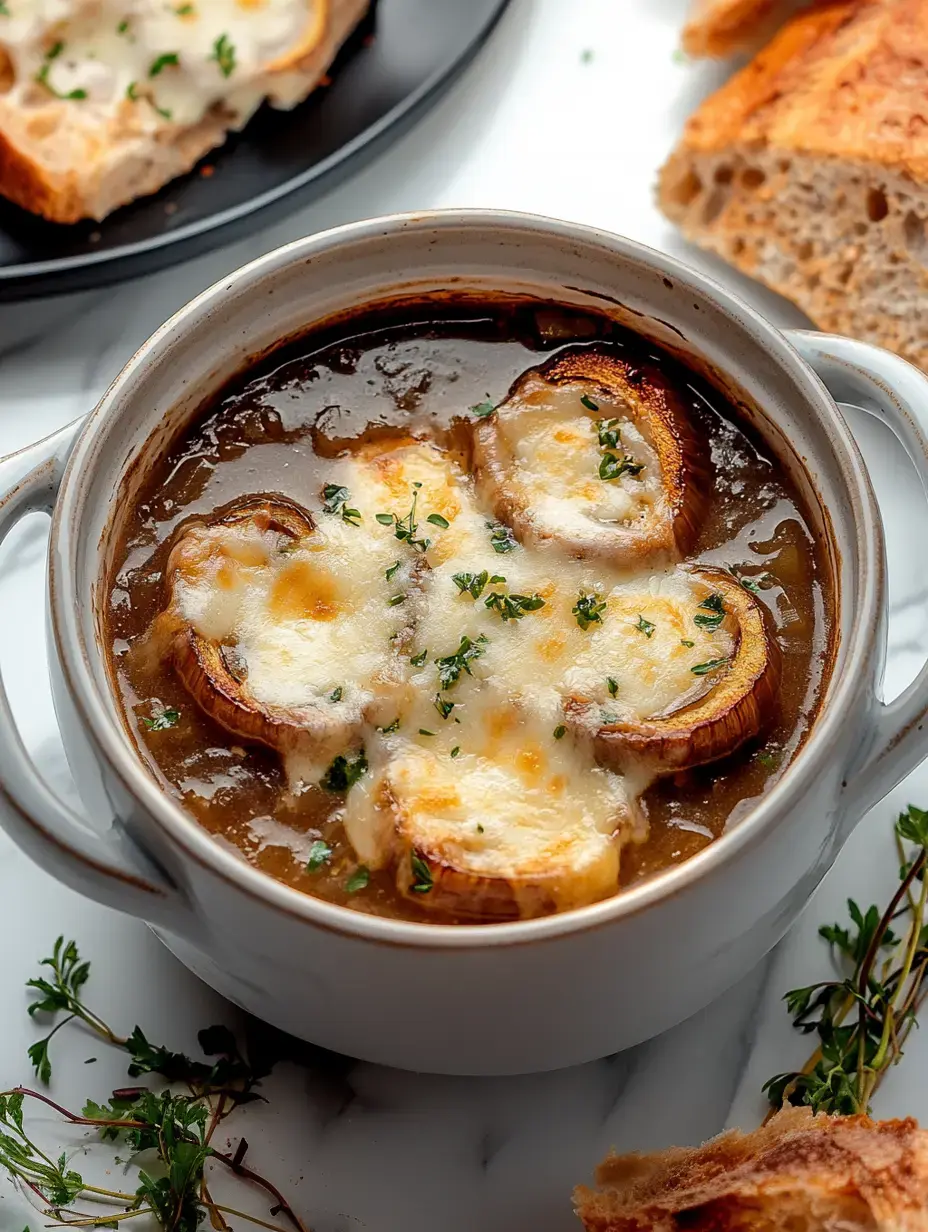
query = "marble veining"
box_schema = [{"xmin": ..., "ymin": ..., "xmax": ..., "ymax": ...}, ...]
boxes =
[{"xmin": 1, "ymin": 1, "xmax": 928, "ymax": 1229}]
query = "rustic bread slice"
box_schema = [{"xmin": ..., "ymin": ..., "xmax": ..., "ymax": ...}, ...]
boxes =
[
  {"xmin": 574, "ymin": 1105, "xmax": 928, "ymax": 1231},
  {"xmin": 682, "ymin": 0, "xmax": 824, "ymax": 58},
  {"xmin": 660, "ymin": 0, "xmax": 928, "ymax": 372},
  {"xmin": 0, "ymin": 0, "xmax": 368, "ymax": 223}
]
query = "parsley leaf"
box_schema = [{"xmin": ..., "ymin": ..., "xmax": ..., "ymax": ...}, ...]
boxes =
[
  {"xmin": 691, "ymin": 657, "xmax": 730, "ymax": 675},
  {"xmin": 634, "ymin": 615, "xmax": 655, "ymax": 638},
  {"xmin": 345, "ymin": 866, "xmax": 370, "ymax": 893},
  {"xmin": 484, "ymin": 591, "xmax": 545, "ymax": 621},
  {"xmin": 436, "ymin": 635, "xmax": 487, "ymax": 689},
  {"xmin": 320, "ymin": 750, "xmax": 368, "ymax": 792},
  {"xmin": 453, "ymin": 570, "xmax": 489, "ymax": 599},
  {"xmin": 307, "ymin": 841, "xmax": 332, "ymax": 871},
  {"xmin": 486, "ymin": 520, "xmax": 517, "ymax": 554},
  {"xmin": 410, "ymin": 854, "xmax": 433, "ymax": 893},
  {"xmin": 694, "ymin": 592, "xmax": 726, "ymax": 630}
]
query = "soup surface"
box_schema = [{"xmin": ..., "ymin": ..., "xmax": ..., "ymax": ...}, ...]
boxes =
[{"xmin": 107, "ymin": 297, "xmax": 834, "ymax": 923}]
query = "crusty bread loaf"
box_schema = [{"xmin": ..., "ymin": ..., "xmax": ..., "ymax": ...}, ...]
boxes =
[
  {"xmin": 0, "ymin": 0, "xmax": 368, "ymax": 224},
  {"xmin": 660, "ymin": 0, "xmax": 928, "ymax": 371},
  {"xmin": 574, "ymin": 1105, "xmax": 928, "ymax": 1231},
  {"xmin": 682, "ymin": 0, "xmax": 824, "ymax": 58}
]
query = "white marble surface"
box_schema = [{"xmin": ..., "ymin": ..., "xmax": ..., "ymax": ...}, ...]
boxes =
[{"xmin": 2, "ymin": 1, "xmax": 928, "ymax": 1229}]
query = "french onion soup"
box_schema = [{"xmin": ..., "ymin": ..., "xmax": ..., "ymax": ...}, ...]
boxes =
[{"xmin": 106, "ymin": 298, "xmax": 834, "ymax": 923}]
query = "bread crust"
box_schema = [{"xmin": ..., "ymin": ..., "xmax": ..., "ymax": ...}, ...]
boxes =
[
  {"xmin": 0, "ymin": 0, "xmax": 369, "ymax": 223},
  {"xmin": 682, "ymin": 0, "xmax": 825, "ymax": 58},
  {"xmin": 660, "ymin": 0, "xmax": 928, "ymax": 371},
  {"xmin": 575, "ymin": 1105, "xmax": 928, "ymax": 1231}
]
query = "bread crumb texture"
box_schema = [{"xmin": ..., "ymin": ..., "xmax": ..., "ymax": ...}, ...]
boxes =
[
  {"xmin": 574, "ymin": 1104, "xmax": 928, "ymax": 1231},
  {"xmin": 662, "ymin": 0, "xmax": 928, "ymax": 371},
  {"xmin": 682, "ymin": 0, "xmax": 819, "ymax": 59}
]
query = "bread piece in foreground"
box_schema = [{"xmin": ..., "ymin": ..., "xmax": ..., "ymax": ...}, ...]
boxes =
[
  {"xmin": 682, "ymin": 0, "xmax": 825, "ymax": 58},
  {"xmin": 660, "ymin": 0, "xmax": 928, "ymax": 372},
  {"xmin": 0, "ymin": 0, "xmax": 368, "ymax": 223},
  {"xmin": 574, "ymin": 1105, "xmax": 928, "ymax": 1231}
]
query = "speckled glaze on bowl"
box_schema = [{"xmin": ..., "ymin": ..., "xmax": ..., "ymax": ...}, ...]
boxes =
[{"xmin": 2, "ymin": 211, "xmax": 928, "ymax": 1075}]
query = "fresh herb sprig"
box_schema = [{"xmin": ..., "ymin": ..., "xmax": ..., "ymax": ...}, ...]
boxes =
[
  {"xmin": 763, "ymin": 805, "xmax": 928, "ymax": 1117},
  {"xmin": 8, "ymin": 938, "xmax": 307, "ymax": 1231},
  {"xmin": 376, "ymin": 483, "xmax": 431, "ymax": 553}
]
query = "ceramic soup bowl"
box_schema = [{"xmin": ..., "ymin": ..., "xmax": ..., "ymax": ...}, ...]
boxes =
[{"xmin": 2, "ymin": 211, "xmax": 928, "ymax": 1076}]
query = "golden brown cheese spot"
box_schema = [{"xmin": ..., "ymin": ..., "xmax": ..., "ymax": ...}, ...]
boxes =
[{"xmin": 268, "ymin": 561, "xmax": 343, "ymax": 622}]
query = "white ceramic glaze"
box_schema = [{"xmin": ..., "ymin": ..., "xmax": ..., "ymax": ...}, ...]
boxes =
[{"xmin": 1, "ymin": 211, "xmax": 928, "ymax": 1075}]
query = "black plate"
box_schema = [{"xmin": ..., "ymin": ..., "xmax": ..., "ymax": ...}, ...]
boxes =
[{"xmin": 0, "ymin": 0, "xmax": 510, "ymax": 300}]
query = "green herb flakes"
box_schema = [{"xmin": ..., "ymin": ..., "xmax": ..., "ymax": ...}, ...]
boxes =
[
  {"xmin": 691, "ymin": 657, "xmax": 730, "ymax": 676},
  {"xmin": 486, "ymin": 520, "xmax": 517, "ymax": 554},
  {"xmin": 410, "ymin": 854, "xmax": 433, "ymax": 894},
  {"xmin": 320, "ymin": 750, "xmax": 368, "ymax": 792},
  {"xmin": 573, "ymin": 592, "xmax": 606, "ymax": 630},
  {"xmin": 346, "ymin": 866, "xmax": 370, "ymax": 894},
  {"xmin": 634, "ymin": 615, "xmax": 655, "ymax": 638},
  {"xmin": 307, "ymin": 840, "xmax": 332, "ymax": 871}
]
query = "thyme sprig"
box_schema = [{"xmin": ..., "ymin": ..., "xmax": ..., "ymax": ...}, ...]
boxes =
[
  {"xmin": 764, "ymin": 805, "xmax": 928, "ymax": 1117},
  {"xmin": 7, "ymin": 938, "xmax": 308, "ymax": 1232}
]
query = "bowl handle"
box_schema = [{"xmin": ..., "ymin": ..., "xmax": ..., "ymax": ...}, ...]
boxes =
[
  {"xmin": 784, "ymin": 329, "xmax": 928, "ymax": 821},
  {"xmin": 0, "ymin": 423, "xmax": 192, "ymax": 930}
]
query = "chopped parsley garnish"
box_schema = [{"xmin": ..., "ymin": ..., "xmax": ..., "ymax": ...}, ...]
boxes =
[
  {"xmin": 141, "ymin": 707, "xmax": 180, "ymax": 732},
  {"xmin": 418, "ymin": 729, "xmax": 435, "ymax": 737},
  {"xmin": 595, "ymin": 418, "xmax": 623, "ymax": 450},
  {"xmin": 553, "ymin": 724, "xmax": 567, "ymax": 740},
  {"xmin": 378, "ymin": 717, "xmax": 401, "ymax": 734},
  {"xmin": 607, "ymin": 677, "xmax": 619, "ymax": 698},
  {"xmin": 694, "ymin": 592, "xmax": 726, "ymax": 630},
  {"xmin": 148, "ymin": 51, "xmax": 179, "ymax": 77},
  {"xmin": 691, "ymin": 657, "xmax": 731, "ymax": 676},
  {"xmin": 681, "ymin": 638, "xmax": 695, "ymax": 647},
  {"xmin": 306, "ymin": 840, "xmax": 332, "ymax": 871},
  {"xmin": 388, "ymin": 594, "xmax": 406, "ymax": 607},
  {"xmin": 427, "ymin": 513, "xmax": 450, "ymax": 529},
  {"xmin": 174, "ymin": 4, "xmax": 194, "ymax": 14},
  {"xmin": 410, "ymin": 854, "xmax": 434, "ymax": 894},
  {"xmin": 436, "ymin": 634, "xmax": 487, "ymax": 689},
  {"xmin": 117, "ymin": 18, "xmax": 130, "ymax": 32},
  {"xmin": 470, "ymin": 399, "xmax": 496, "ymax": 419},
  {"xmin": 434, "ymin": 694, "xmax": 455, "ymax": 720},
  {"xmin": 410, "ymin": 649, "xmax": 428, "ymax": 668},
  {"xmin": 320, "ymin": 750, "xmax": 368, "ymax": 793},
  {"xmin": 211, "ymin": 33, "xmax": 236, "ymax": 78},
  {"xmin": 486, "ymin": 520, "xmax": 517, "ymax": 554},
  {"xmin": 452, "ymin": 570, "xmax": 489, "ymax": 600},
  {"xmin": 581, "ymin": 394, "xmax": 600, "ymax": 412},
  {"xmin": 126, "ymin": 80, "xmax": 138, "ymax": 99},
  {"xmin": 322, "ymin": 483, "xmax": 361, "ymax": 525},
  {"xmin": 756, "ymin": 749, "xmax": 780, "ymax": 769},
  {"xmin": 600, "ymin": 452, "xmax": 645, "ymax": 482},
  {"xmin": 377, "ymin": 483, "xmax": 430, "ymax": 553},
  {"xmin": 385, "ymin": 560, "xmax": 402, "ymax": 581},
  {"xmin": 328, "ymin": 686, "xmax": 343, "ymax": 702},
  {"xmin": 484, "ymin": 591, "xmax": 545, "ymax": 622},
  {"xmin": 345, "ymin": 866, "xmax": 369, "ymax": 893},
  {"xmin": 36, "ymin": 43, "xmax": 88, "ymax": 99},
  {"xmin": 573, "ymin": 592, "xmax": 606, "ymax": 630},
  {"xmin": 450, "ymin": 746, "xmax": 461, "ymax": 758},
  {"xmin": 634, "ymin": 615, "xmax": 655, "ymax": 638}
]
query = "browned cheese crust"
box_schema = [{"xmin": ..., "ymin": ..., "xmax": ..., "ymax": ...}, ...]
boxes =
[
  {"xmin": 661, "ymin": 0, "xmax": 928, "ymax": 371},
  {"xmin": 574, "ymin": 1104, "xmax": 928, "ymax": 1231}
]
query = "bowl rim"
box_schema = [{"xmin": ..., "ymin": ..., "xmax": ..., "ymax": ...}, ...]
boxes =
[{"xmin": 49, "ymin": 208, "xmax": 881, "ymax": 950}]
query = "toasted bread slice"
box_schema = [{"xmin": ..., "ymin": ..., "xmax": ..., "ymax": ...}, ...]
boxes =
[
  {"xmin": 161, "ymin": 493, "xmax": 418, "ymax": 788},
  {"xmin": 574, "ymin": 1105, "xmax": 928, "ymax": 1231},
  {"xmin": 660, "ymin": 0, "xmax": 928, "ymax": 372},
  {"xmin": 0, "ymin": 0, "xmax": 368, "ymax": 223},
  {"xmin": 570, "ymin": 567, "xmax": 780, "ymax": 777},
  {"xmin": 343, "ymin": 704, "xmax": 631, "ymax": 921},
  {"xmin": 682, "ymin": 0, "xmax": 825, "ymax": 58},
  {"xmin": 472, "ymin": 350, "xmax": 708, "ymax": 565}
]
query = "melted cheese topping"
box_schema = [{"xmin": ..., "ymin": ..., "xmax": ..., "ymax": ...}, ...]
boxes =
[
  {"xmin": 166, "ymin": 434, "xmax": 735, "ymax": 914},
  {"xmin": 0, "ymin": 0, "xmax": 319, "ymax": 128},
  {"xmin": 491, "ymin": 377, "xmax": 665, "ymax": 546}
]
